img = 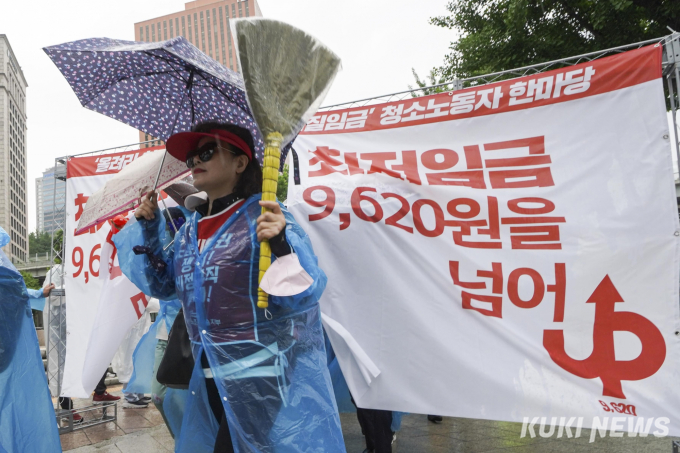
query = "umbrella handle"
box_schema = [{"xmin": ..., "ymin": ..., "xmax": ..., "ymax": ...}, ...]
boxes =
[{"xmin": 258, "ymin": 132, "xmax": 283, "ymax": 309}]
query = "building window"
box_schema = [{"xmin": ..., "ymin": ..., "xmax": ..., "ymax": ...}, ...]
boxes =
[
  {"xmin": 152, "ymin": 25, "xmax": 156, "ymax": 41},
  {"xmin": 213, "ymin": 8, "xmax": 219, "ymax": 58},
  {"xmin": 245, "ymin": 0, "xmax": 249, "ymax": 16},
  {"xmin": 158, "ymin": 23, "xmax": 162, "ymax": 42},
  {"xmin": 238, "ymin": 1, "xmax": 242, "ymax": 17},
  {"xmin": 139, "ymin": 27, "xmax": 144, "ymax": 41},
  {"xmin": 232, "ymin": 3, "xmax": 236, "ymax": 17},
  {"xmin": 182, "ymin": 16, "xmax": 186, "ymax": 38},
  {"xmin": 200, "ymin": 11, "xmax": 206, "ymax": 52},
  {"xmin": 206, "ymin": 10, "xmax": 212, "ymax": 56},
  {"xmin": 227, "ymin": 19, "xmax": 233, "ymax": 68},
  {"xmin": 164, "ymin": 21, "xmax": 167, "ymax": 40},
  {"xmin": 219, "ymin": 7, "xmax": 226, "ymax": 64},
  {"xmin": 187, "ymin": 16, "xmax": 192, "ymax": 43},
  {"xmin": 176, "ymin": 18, "xmax": 180, "ymax": 38},
  {"xmin": 170, "ymin": 19, "xmax": 174, "ymax": 38},
  {"xmin": 194, "ymin": 14, "xmax": 199, "ymax": 45}
]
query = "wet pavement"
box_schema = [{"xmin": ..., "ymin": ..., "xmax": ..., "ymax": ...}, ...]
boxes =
[{"xmin": 60, "ymin": 386, "xmax": 679, "ymax": 452}]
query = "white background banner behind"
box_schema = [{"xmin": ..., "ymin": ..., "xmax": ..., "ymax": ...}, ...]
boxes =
[
  {"xmin": 62, "ymin": 147, "xmax": 164, "ymax": 397},
  {"xmin": 288, "ymin": 45, "xmax": 680, "ymax": 433}
]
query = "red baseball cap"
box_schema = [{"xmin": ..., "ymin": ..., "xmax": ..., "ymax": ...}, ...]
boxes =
[{"xmin": 166, "ymin": 129, "xmax": 253, "ymax": 163}]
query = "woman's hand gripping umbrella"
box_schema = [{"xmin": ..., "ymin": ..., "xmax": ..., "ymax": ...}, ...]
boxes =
[{"xmin": 43, "ymin": 36, "xmax": 265, "ymax": 231}]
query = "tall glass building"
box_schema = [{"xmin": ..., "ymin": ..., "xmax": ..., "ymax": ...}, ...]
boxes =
[{"xmin": 35, "ymin": 165, "xmax": 66, "ymax": 235}]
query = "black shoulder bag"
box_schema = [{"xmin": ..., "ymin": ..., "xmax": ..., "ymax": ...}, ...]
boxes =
[{"xmin": 156, "ymin": 308, "xmax": 195, "ymax": 389}]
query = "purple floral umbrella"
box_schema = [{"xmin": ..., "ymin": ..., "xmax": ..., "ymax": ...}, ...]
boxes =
[{"xmin": 43, "ymin": 36, "xmax": 268, "ymax": 163}]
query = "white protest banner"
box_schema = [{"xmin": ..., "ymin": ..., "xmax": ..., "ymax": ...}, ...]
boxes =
[
  {"xmin": 287, "ymin": 45, "xmax": 680, "ymax": 433},
  {"xmin": 62, "ymin": 146, "xmax": 170, "ymax": 397},
  {"xmin": 79, "ymin": 227, "xmax": 151, "ymax": 393}
]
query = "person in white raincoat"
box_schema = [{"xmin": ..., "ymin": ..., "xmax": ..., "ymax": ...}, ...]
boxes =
[{"xmin": 114, "ymin": 122, "xmax": 344, "ymax": 453}]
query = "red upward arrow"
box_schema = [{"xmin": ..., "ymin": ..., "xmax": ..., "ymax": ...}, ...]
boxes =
[
  {"xmin": 544, "ymin": 275, "xmax": 666, "ymax": 399},
  {"xmin": 586, "ymin": 275, "xmax": 623, "ymax": 305}
]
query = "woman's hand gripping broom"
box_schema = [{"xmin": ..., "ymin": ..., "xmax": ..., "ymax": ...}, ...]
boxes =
[{"xmin": 234, "ymin": 18, "xmax": 341, "ymax": 310}]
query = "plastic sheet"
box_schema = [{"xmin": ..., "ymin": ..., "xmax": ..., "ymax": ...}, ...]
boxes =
[
  {"xmin": 174, "ymin": 352, "xmax": 220, "ymax": 453},
  {"xmin": 163, "ymin": 386, "xmax": 189, "ymax": 439},
  {"xmin": 125, "ymin": 299, "xmax": 181, "ymax": 394},
  {"xmin": 112, "ymin": 301, "xmax": 154, "ymax": 383},
  {"xmin": 117, "ymin": 209, "xmax": 189, "ymax": 434},
  {"xmin": 114, "ymin": 195, "xmax": 345, "ymax": 452},
  {"xmin": 27, "ymin": 288, "xmax": 46, "ymax": 311},
  {"xmin": 233, "ymin": 18, "xmax": 341, "ymax": 147},
  {"xmin": 124, "ymin": 316, "xmax": 159, "ymax": 393},
  {"xmin": 115, "ymin": 213, "xmax": 180, "ymax": 301},
  {"xmin": 0, "ymin": 227, "xmax": 61, "ymax": 452}
]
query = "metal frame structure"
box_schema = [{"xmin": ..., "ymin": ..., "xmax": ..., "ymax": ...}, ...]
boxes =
[
  {"xmin": 322, "ymin": 34, "xmax": 676, "ymax": 108},
  {"xmin": 45, "ymin": 158, "xmax": 66, "ymax": 402},
  {"xmin": 43, "ymin": 34, "xmax": 680, "ymax": 433},
  {"xmin": 664, "ymin": 34, "xmax": 680, "ymax": 181},
  {"xmin": 46, "ymin": 139, "xmax": 157, "ymax": 433},
  {"xmin": 320, "ymin": 34, "xmax": 680, "ymax": 180}
]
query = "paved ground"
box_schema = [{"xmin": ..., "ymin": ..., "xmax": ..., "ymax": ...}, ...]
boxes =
[
  {"xmin": 59, "ymin": 385, "xmax": 679, "ymax": 452},
  {"xmin": 57, "ymin": 385, "xmax": 170, "ymax": 452}
]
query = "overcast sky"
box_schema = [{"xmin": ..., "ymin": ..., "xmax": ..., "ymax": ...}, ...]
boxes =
[{"xmin": 0, "ymin": 0, "xmax": 455, "ymax": 232}]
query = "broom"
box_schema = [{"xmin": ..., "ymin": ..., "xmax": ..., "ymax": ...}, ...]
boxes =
[{"xmin": 233, "ymin": 18, "xmax": 341, "ymax": 310}]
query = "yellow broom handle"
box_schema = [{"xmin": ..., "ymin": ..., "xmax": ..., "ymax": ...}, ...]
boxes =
[{"xmin": 258, "ymin": 132, "xmax": 283, "ymax": 309}]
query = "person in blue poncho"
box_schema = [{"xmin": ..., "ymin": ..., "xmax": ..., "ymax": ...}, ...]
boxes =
[
  {"xmin": 113, "ymin": 121, "xmax": 344, "ymax": 453},
  {"xmin": 122, "ymin": 208, "xmax": 187, "ymax": 434},
  {"xmin": 27, "ymin": 282, "xmax": 54, "ymax": 312},
  {"xmin": 0, "ymin": 227, "xmax": 61, "ymax": 453}
]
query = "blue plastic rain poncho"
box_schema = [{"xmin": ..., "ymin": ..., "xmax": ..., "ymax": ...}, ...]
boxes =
[
  {"xmin": 27, "ymin": 288, "xmax": 46, "ymax": 311},
  {"xmin": 125, "ymin": 299, "xmax": 182, "ymax": 394},
  {"xmin": 122, "ymin": 208, "xmax": 188, "ymax": 438},
  {"xmin": 0, "ymin": 227, "xmax": 61, "ymax": 453},
  {"xmin": 124, "ymin": 297, "xmax": 187, "ymax": 438},
  {"xmin": 114, "ymin": 195, "xmax": 344, "ymax": 452}
]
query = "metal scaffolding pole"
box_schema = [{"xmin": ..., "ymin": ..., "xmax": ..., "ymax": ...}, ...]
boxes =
[
  {"xmin": 45, "ymin": 140, "xmax": 160, "ymax": 434},
  {"xmin": 46, "ymin": 157, "xmax": 67, "ymax": 400},
  {"xmin": 321, "ymin": 35, "xmax": 675, "ymax": 111},
  {"xmin": 665, "ymin": 33, "xmax": 680, "ymax": 179}
]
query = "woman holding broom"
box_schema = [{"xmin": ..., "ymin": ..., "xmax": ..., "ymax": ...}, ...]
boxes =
[{"xmin": 114, "ymin": 121, "xmax": 344, "ymax": 453}]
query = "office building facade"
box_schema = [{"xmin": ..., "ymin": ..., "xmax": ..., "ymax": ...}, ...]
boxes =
[
  {"xmin": 35, "ymin": 165, "xmax": 66, "ymax": 234},
  {"xmin": 0, "ymin": 35, "xmax": 28, "ymax": 262},
  {"xmin": 134, "ymin": 0, "xmax": 262, "ymax": 146}
]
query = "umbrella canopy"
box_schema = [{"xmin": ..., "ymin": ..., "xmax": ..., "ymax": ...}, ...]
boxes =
[
  {"xmin": 75, "ymin": 148, "xmax": 188, "ymax": 234},
  {"xmin": 43, "ymin": 36, "xmax": 266, "ymax": 162}
]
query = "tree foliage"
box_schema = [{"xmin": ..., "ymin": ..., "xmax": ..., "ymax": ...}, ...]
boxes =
[
  {"xmin": 29, "ymin": 230, "xmax": 63, "ymax": 262},
  {"xmin": 277, "ymin": 165, "xmax": 289, "ymax": 202},
  {"xmin": 53, "ymin": 230, "xmax": 64, "ymax": 264},
  {"xmin": 431, "ymin": 0, "xmax": 680, "ymax": 80},
  {"xmin": 29, "ymin": 231, "xmax": 53, "ymax": 255},
  {"xmin": 21, "ymin": 271, "xmax": 40, "ymax": 290},
  {"xmin": 409, "ymin": 68, "xmax": 449, "ymax": 97}
]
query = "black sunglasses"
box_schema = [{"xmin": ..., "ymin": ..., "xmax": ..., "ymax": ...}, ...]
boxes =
[{"xmin": 185, "ymin": 142, "xmax": 236, "ymax": 169}]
